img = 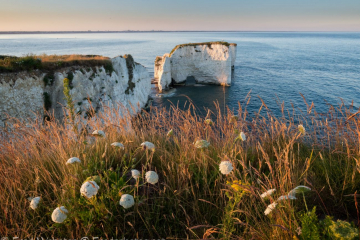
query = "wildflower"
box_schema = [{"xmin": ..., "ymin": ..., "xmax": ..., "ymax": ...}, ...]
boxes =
[
  {"xmin": 260, "ymin": 189, "xmax": 276, "ymax": 199},
  {"xmin": 131, "ymin": 169, "xmax": 141, "ymax": 180},
  {"xmin": 204, "ymin": 119, "xmax": 213, "ymax": 125},
  {"xmin": 29, "ymin": 196, "xmax": 41, "ymax": 210},
  {"xmin": 238, "ymin": 132, "xmax": 246, "ymax": 141},
  {"xmin": 288, "ymin": 185, "xmax": 311, "ymax": 197},
  {"xmin": 92, "ymin": 130, "xmax": 105, "ymax": 138},
  {"xmin": 227, "ymin": 180, "xmax": 251, "ymax": 193},
  {"xmin": 119, "ymin": 194, "xmax": 135, "ymax": 209},
  {"xmin": 141, "ymin": 141, "xmax": 155, "ymax": 152},
  {"xmin": 298, "ymin": 125, "xmax": 305, "ymax": 135},
  {"xmin": 80, "ymin": 181, "xmax": 99, "ymax": 198},
  {"xmin": 194, "ymin": 139, "xmax": 210, "ymax": 149},
  {"xmin": 219, "ymin": 161, "xmax": 234, "ymax": 175},
  {"xmin": 66, "ymin": 157, "xmax": 81, "ymax": 165},
  {"xmin": 111, "ymin": 142, "xmax": 124, "ymax": 150},
  {"xmin": 145, "ymin": 171, "xmax": 159, "ymax": 184},
  {"xmin": 277, "ymin": 195, "xmax": 297, "ymax": 201},
  {"xmin": 264, "ymin": 202, "xmax": 278, "ymax": 215},
  {"xmin": 167, "ymin": 129, "xmax": 174, "ymax": 137},
  {"xmin": 51, "ymin": 206, "xmax": 68, "ymax": 223}
]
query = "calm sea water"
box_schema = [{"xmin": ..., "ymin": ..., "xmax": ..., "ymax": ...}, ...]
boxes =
[{"xmin": 0, "ymin": 32, "xmax": 359, "ymax": 116}]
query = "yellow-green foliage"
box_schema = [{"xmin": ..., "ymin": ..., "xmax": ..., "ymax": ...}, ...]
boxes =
[
  {"xmin": 0, "ymin": 96, "xmax": 359, "ymax": 239},
  {"xmin": 299, "ymin": 207, "xmax": 321, "ymax": 240},
  {"xmin": 324, "ymin": 216, "xmax": 359, "ymax": 240}
]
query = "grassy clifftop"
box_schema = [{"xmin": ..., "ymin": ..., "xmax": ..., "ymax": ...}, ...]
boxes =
[
  {"xmin": 0, "ymin": 97, "xmax": 359, "ymax": 238},
  {"xmin": 169, "ymin": 41, "xmax": 237, "ymax": 56},
  {"xmin": 0, "ymin": 54, "xmax": 113, "ymax": 73}
]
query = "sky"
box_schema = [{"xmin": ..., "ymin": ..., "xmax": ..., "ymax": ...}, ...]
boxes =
[{"xmin": 1, "ymin": 0, "xmax": 360, "ymax": 31}]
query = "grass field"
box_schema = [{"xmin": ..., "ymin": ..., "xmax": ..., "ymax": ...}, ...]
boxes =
[{"xmin": 0, "ymin": 95, "xmax": 359, "ymax": 239}]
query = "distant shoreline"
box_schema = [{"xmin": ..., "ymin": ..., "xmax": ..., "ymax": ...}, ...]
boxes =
[{"xmin": 1, "ymin": 30, "xmax": 359, "ymax": 35}]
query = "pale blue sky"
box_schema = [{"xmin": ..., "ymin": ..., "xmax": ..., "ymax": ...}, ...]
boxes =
[{"xmin": 1, "ymin": 0, "xmax": 359, "ymax": 31}]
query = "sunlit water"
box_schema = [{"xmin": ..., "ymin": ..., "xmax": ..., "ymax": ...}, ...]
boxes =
[{"xmin": 1, "ymin": 32, "xmax": 359, "ymax": 116}]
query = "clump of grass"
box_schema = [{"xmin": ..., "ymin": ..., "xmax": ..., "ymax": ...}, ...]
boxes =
[
  {"xmin": 0, "ymin": 54, "xmax": 42, "ymax": 72},
  {"xmin": 0, "ymin": 95, "xmax": 359, "ymax": 239}
]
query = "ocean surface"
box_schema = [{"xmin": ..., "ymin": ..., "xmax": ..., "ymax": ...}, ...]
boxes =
[{"xmin": 0, "ymin": 32, "xmax": 359, "ymax": 117}]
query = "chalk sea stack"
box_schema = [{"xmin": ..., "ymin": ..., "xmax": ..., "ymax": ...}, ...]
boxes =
[{"xmin": 154, "ymin": 41, "xmax": 237, "ymax": 92}]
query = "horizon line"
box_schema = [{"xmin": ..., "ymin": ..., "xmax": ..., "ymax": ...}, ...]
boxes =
[{"xmin": 1, "ymin": 30, "xmax": 360, "ymax": 34}]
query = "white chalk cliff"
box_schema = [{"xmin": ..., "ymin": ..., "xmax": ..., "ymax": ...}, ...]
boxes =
[
  {"xmin": 154, "ymin": 42, "xmax": 237, "ymax": 91},
  {"xmin": 0, "ymin": 55, "xmax": 151, "ymax": 127}
]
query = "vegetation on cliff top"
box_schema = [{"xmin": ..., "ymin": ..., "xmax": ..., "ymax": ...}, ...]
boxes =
[
  {"xmin": 169, "ymin": 41, "xmax": 237, "ymax": 56},
  {"xmin": 0, "ymin": 95, "xmax": 359, "ymax": 239},
  {"xmin": 124, "ymin": 54, "xmax": 136, "ymax": 95},
  {"xmin": 0, "ymin": 54, "xmax": 113, "ymax": 73}
]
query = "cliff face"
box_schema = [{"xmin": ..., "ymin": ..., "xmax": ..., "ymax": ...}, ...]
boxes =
[
  {"xmin": 154, "ymin": 42, "xmax": 237, "ymax": 91},
  {"xmin": 154, "ymin": 54, "xmax": 172, "ymax": 92},
  {"xmin": 0, "ymin": 55, "xmax": 151, "ymax": 127},
  {"xmin": 0, "ymin": 73, "xmax": 44, "ymax": 126}
]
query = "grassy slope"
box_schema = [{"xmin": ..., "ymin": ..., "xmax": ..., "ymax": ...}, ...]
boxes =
[
  {"xmin": 0, "ymin": 97, "xmax": 359, "ymax": 239},
  {"xmin": 0, "ymin": 54, "xmax": 113, "ymax": 73}
]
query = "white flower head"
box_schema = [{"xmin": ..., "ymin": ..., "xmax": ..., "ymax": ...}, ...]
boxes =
[
  {"xmin": 66, "ymin": 157, "xmax": 81, "ymax": 165},
  {"xmin": 131, "ymin": 169, "xmax": 141, "ymax": 180},
  {"xmin": 219, "ymin": 161, "xmax": 234, "ymax": 175},
  {"xmin": 194, "ymin": 139, "xmax": 210, "ymax": 149},
  {"xmin": 264, "ymin": 202, "xmax": 278, "ymax": 215},
  {"xmin": 145, "ymin": 171, "xmax": 159, "ymax": 184},
  {"xmin": 92, "ymin": 130, "xmax": 105, "ymax": 138},
  {"xmin": 298, "ymin": 125, "xmax": 306, "ymax": 135},
  {"xmin": 167, "ymin": 129, "xmax": 174, "ymax": 137},
  {"xmin": 204, "ymin": 119, "xmax": 213, "ymax": 125},
  {"xmin": 29, "ymin": 196, "xmax": 41, "ymax": 210},
  {"xmin": 260, "ymin": 189, "xmax": 276, "ymax": 199},
  {"xmin": 239, "ymin": 132, "xmax": 246, "ymax": 141},
  {"xmin": 288, "ymin": 185, "xmax": 311, "ymax": 197},
  {"xmin": 277, "ymin": 195, "xmax": 297, "ymax": 201},
  {"xmin": 51, "ymin": 206, "xmax": 68, "ymax": 223},
  {"xmin": 119, "ymin": 194, "xmax": 135, "ymax": 209},
  {"xmin": 111, "ymin": 142, "xmax": 125, "ymax": 150},
  {"xmin": 141, "ymin": 141, "xmax": 155, "ymax": 152},
  {"xmin": 80, "ymin": 181, "xmax": 99, "ymax": 198}
]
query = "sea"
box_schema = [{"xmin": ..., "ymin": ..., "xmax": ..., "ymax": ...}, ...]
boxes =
[{"xmin": 0, "ymin": 32, "xmax": 359, "ymax": 117}]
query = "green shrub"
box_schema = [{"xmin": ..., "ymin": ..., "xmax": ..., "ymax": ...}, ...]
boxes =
[{"xmin": 43, "ymin": 92, "xmax": 52, "ymax": 111}]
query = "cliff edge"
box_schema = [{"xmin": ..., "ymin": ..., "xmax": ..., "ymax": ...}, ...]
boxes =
[{"xmin": 0, "ymin": 55, "xmax": 151, "ymax": 127}]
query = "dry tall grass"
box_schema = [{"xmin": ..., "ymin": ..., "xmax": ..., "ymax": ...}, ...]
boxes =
[{"xmin": 0, "ymin": 97, "xmax": 359, "ymax": 239}]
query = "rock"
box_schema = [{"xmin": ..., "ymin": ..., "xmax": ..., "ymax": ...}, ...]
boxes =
[
  {"xmin": 154, "ymin": 41, "xmax": 237, "ymax": 91},
  {"xmin": 155, "ymin": 54, "xmax": 172, "ymax": 92},
  {"xmin": 0, "ymin": 74, "xmax": 44, "ymax": 127},
  {"xmin": 0, "ymin": 55, "xmax": 151, "ymax": 127}
]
